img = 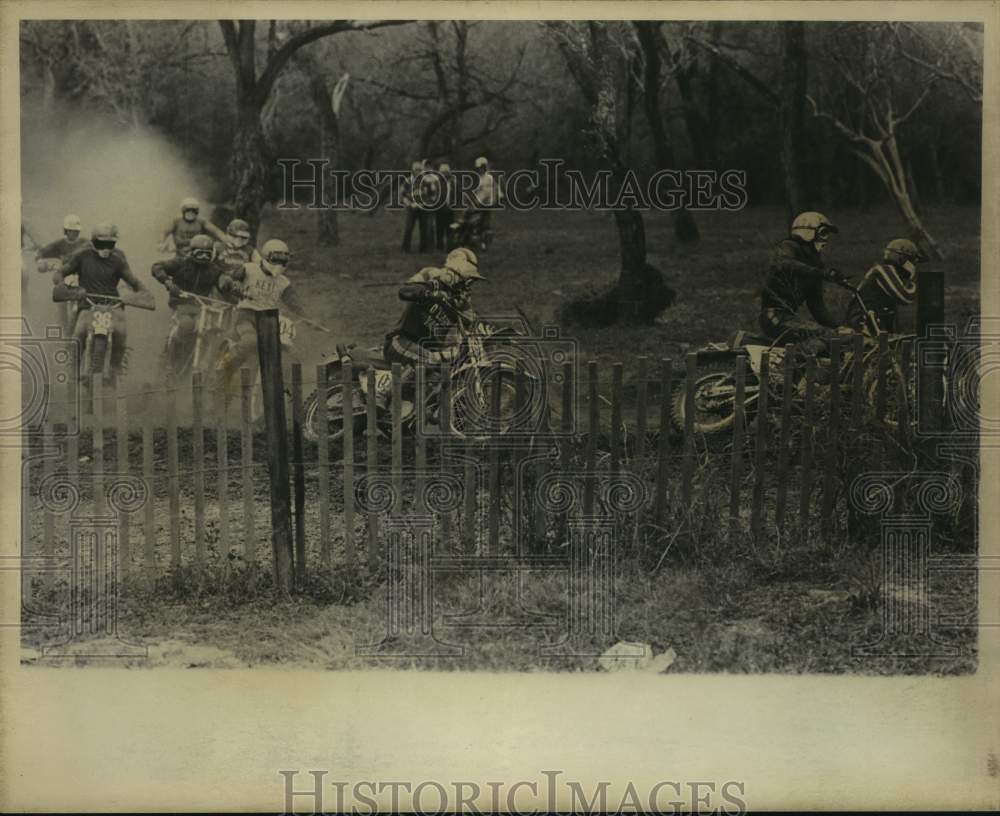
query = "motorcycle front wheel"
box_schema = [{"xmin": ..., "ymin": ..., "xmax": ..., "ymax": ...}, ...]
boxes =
[
  {"xmin": 672, "ymin": 368, "xmax": 742, "ymax": 435},
  {"xmin": 302, "ymin": 379, "xmax": 367, "ymax": 443}
]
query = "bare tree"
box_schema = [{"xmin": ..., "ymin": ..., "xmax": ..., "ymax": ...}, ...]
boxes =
[
  {"xmin": 807, "ymin": 22, "xmax": 949, "ymax": 259},
  {"xmin": 545, "ymin": 21, "xmax": 671, "ymax": 324},
  {"xmin": 218, "ymin": 19, "xmax": 410, "ymax": 235},
  {"xmin": 360, "ymin": 21, "xmax": 525, "ymax": 160},
  {"xmin": 686, "ymin": 22, "xmax": 810, "ymax": 216},
  {"xmin": 631, "ymin": 21, "xmax": 699, "ymax": 243}
]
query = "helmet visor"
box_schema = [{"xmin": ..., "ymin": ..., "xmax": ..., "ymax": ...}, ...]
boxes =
[
  {"xmin": 191, "ymin": 249, "xmax": 213, "ymax": 261},
  {"xmin": 183, "ymin": 207, "xmax": 199, "ymax": 216},
  {"xmin": 93, "ymin": 238, "xmax": 116, "ymax": 251},
  {"xmin": 266, "ymin": 252, "xmax": 290, "ymax": 267}
]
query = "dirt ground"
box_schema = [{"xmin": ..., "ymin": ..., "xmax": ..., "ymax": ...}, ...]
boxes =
[{"xmin": 20, "ymin": 203, "xmax": 981, "ymax": 674}]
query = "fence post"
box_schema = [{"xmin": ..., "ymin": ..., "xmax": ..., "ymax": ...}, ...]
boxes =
[
  {"xmin": 798, "ymin": 356, "xmax": 817, "ymax": 533},
  {"xmin": 681, "ymin": 353, "xmax": 697, "ymax": 517},
  {"xmin": 415, "ymin": 364, "xmax": 427, "ymax": 514},
  {"xmin": 584, "ymin": 361, "xmax": 598, "ymax": 517},
  {"xmin": 254, "ymin": 311, "xmax": 294, "ymax": 596},
  {"xmin": 876, "ymin": 331, "xmax": 889, "ymax": 423},
  {"xmin": 115, "ymin": 379, "xmax": 130, "ymax": 581},
  {"xmin": 488, "ymin": 361, "xmax": 502, "ymax": 554},
  {"xmin": 338, "ymin": 362, "xmax": 353, "ymax": 567},
  {"xmin": 917, "ymin": 265, "xmax": 945, "ymax": 432},
  {"xmin": 142, "ymin": 418, "xmax": 155, "ymax": 585},
  {"xmin": 750, "ymin": 351, "xmax": 770, "ymax": 543},
  {"xmin": 240, "ymin": 367, "xmax": 255, "ymax": 562},
  {"xmin": 391, "ymin": 363, "xmax": 403, "ymax": 513},
  {"xmin": 366, "ymin": 365, "xmax": 380, "ymax": 573},
  {"xmin": 192, "ymin": 370, "xmax": 206, "ymax": 568},
  {"xmin": 291, "ymin": 363, "xmax": 306, "ymax": 586},
  {"xmin": 166, "ymin": 372, "xmax": 180, "ymax": 569},
  {"xmin": 438, "ymin": 365, "xmax": 452, "ymax": 549},
  {"xmin": 216, "ymin": 383, "xmax": 230, "ymax": 560},
  {"xmin": 653, "ymin": 358, "xmax": 673, "ymax": 532},
  {"xmin": 92, "ymin": 376, "xmax": 104, "ymax": 518},
  {"xmin": 728, "ymin": 355, "xmax": 746, "ymax": 538},
  {"xmin": 822, "ymin": 338, "xmax": 842, "ymax": 528},
  {"xmin": 774, "ymin": 344, "xmax": 796, "ymax": 531},
  {"xmin": 315, "ymin": 365, "xmax": 331, "ymax": 570}
]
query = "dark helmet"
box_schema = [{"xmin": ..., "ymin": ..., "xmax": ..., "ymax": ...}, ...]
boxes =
[
  {"xmin": 226, "ymin": 218, "xmax": 252, "ymax": 239},
  {"xmin": 189, "ymin": 234, "xmax": 215, "ymax": 262},
  {"xmin": 883, "ymin": 238, "xmax": 927, "ymax": 266}
]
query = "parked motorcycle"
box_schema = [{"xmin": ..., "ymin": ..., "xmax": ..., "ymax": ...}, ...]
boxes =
[{"xmin": 673, "ymin": 282, "xmax": 918, "ymax": 435}]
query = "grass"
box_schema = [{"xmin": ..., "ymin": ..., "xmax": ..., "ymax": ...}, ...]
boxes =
[{"xmin": 21, "ymin": 203, "xmax": 981, "ymax": 674}]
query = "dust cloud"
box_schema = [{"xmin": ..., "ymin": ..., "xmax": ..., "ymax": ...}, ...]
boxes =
[{"xmin": 20, "ymin": 104, "xmax": 214, "ymax": 408}]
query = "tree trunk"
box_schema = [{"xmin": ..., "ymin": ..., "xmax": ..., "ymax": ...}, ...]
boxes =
[
  {"xmin": 303, "ymin": 66, "xmax": 341, "ymax": 245},
  {"xmin": 232, "ymin": 104, "xmax": 270, "ymax": 239},
  {"xmin": 778, "ymin": 22, "xmax": 808, "ymax": 218},
  {"xmin": 612, "ymin": 209, "xmax": 648, "ymax": 322},
  {"xmin": 634, "ymin": 21, "xmax": 699, "ymax": 243}
]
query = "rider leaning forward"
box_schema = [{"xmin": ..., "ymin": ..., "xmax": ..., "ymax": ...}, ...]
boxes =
[
  {"xmin": 845, "ymin": 239, "xmax": 925, "ymax": 334},
  {"xmin": 55, "ymin": 222, "xmax": 150, "ymax": 383},
  {"xmin": 384, "ymin": 247, "xmax": 485, "ymax": 372},
  {"xmin": 151, "ymin": 234, "xmax": 236, "ymax": 369}
]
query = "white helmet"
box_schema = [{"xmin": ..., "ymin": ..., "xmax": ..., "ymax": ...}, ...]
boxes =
[
  {"xmin": 445, "ymin": 247, "xmax": 484, "ymax": 281},
  {"xmin": 261, "ymin": 238, "xmax": 290, "ymax": 266},
  {"xmin": 180, "ymin": 196, "xmax": 200, "ymax": 212},
  {"xmin": 790, "ymin": 211, "xmax": 838, "ymax": 242},
  {"xmin": 63, "ymin": 214, "xmax": 82, "ymax": 231},
  {"xmin": 474, "ymin": 156, "xmax": 488, "ymax": 169}
]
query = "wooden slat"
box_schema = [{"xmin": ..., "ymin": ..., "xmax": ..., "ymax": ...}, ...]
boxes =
[
  {"xmin": 488, "ymin": 361, "xmax": 502, "ymax": 554},
  {"xmin": 414, "ymin": 364, "xmax": 427, "ymax": 513},
  {"xmin": 876, "ymin": 331, "xmax": 889, "ymax": 422},
  {"xmin": 92, "ymin": 376, "xmax": 104, "ymax": 515},
  {"xmin": 584, "ymin": 361, "xmax": 598, "ymax": 516},
  {"xmin": 291, "ymin": 363, "xmax": 305, "ymax": 585},
  {"xmin": 561, "ymin": 361, "xmax": 573, "ymax": 471},
  {"xmin": 192, "ymin": 371, "xmax": 206, "ymax": 568},
  {"xmin": 391, "ymin": 362, "xmax": 403, "ymax": 513},
  {"xmin": 851, "ymin": 333, "xmax": 865, "ymax": 430},
  {"xmin": 338, "ymin": 363, "xmax": 352, "ymax": 567},
  {"xmin": 41, "ymin": 398, "xmax": 55, "ymax": 592},
  {"xmin": 513, "ymin": 362, "xmax": 528, "ymax": 550},
  {"xmin": 366, "ymin": 364, "xmax": 379, "ymax": 572},
  {"xmin": 749, "ymin": 351, "xmax": 770, "ymax": 541},
  {"xmin": 653, "ymin": 358, "xmax": 673, "ymax": 529},
  {"xmin": 532, "ymin": 366, "xmax": 548, "ymax": 551},
  {"xmin": 166, "ymin": 374, "xmax": 180, "ymax": 567},
  {"xmin": 610, "ymin": 363, "xmax": 623, "ymax": 473},
  {"xmin": 634, "ymin": 356, "xmax": 648, "ymax": 468},
  {"xmin": 216, "ymin": 383, "xmax": 230, "ymax": 560},
  {"xmin": 897, "ymin": 338, "xmax": 913, "ymax": 449},
  {"xmin": 774, "ymin": 344, "xmax": 796, "ymax": 530},
  {"xmin": 115, "ymin": 380, "xmax": 130, "ymax": 580},
  {"xmin": 728, "ymin": 355, "xmax": 746, "ymax": 537},
  {"xmin": 680, "ymin": 353, "xmax": 697, "ymax": 514},
  {"xmin": 438, "ymin": 366, "xmax": 452, "ymax": 549},
  {"xmin": 315, "ymin": 365, "xmax": 331, "ymax": 569},
  {"xmin": 66, "ymin": 366, "xmax": 79, "ymax": 491},
  {"xmin": 142, "ymin": 421, "xmax": 155, "ymax": 583},
  {"xmin": 822, "ymin": 338, "xmax": 842, "ymax": 525},
  {"xmin": 798, "ymin": 356, "xmax": 817, "ymax": 530},
  {"xmin": 240, "ymin": 367, "xmax": 255, "ymax": 562}
]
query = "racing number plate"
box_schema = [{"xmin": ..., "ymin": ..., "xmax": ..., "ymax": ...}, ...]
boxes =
[
  {"xmin": 279, "ymin": 315, "xmax": 296, "ymax": 345},
  {"xmin": 92, "ymin": 309, "xmax": 113, "ymax": 336}
]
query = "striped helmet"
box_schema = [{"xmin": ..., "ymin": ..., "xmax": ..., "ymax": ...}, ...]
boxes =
[
  {"xmin": 865, "ymin": 262, "xmax": 917, "ymax": 305},
  {"xmin": 883, "ymin": 238, "xmax": 927, "ymax": 266}
]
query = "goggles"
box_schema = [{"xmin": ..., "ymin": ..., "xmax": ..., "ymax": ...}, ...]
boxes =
[
  {"xmin": 191, "ymin": 249, "xmax": 213, "ymax": 261},
  {"xmin": 266, "ymin": 253, "xmax": 290, "ymax": 266},
  {"xmin": 93, "ymin": 238, "xmax": 117, "ymax": 251},
  {"xmin": 182, "ymin": 208, "xmax": 199, "ymax": 216},
  {"xmin": 815, "ymin": 225, "xmax": 836, "ymax": 240}
]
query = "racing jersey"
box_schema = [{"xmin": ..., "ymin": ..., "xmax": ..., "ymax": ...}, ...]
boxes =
[
  {"xmin": 61, "ymin": 246, "xmax": 145, "ymax": 308},
  {"xmin": 234, "ymin": 262, "xmax": 305, "ymax": 315},
  {"xmin": 151, "ymin": 257, "xmax": 231, "ymax": 308},
  {"xmin": 164, "ymin": 216, "xmax": 226, "ymax": 254},
  {"xmin": 38, "ymin": 236, "xmax": 87, "ymax": 262},
  {"xmin": 760, "ymin": 236, "xmax": 837, "ymax": 328},
  {"xmin": 845, "ymin": 262, "xmax": 916, "ymax": 334}
]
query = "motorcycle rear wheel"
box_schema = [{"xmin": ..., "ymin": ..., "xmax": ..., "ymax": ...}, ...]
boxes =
[
  {"xmin": 302, "ymin": 380, "xmax": 367, "ymax": 443},
  {"xmin": 672, "ymin": 368, "xmax": 740, "ymax": 435}
]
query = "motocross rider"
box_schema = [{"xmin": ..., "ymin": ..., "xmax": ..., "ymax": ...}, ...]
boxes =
[
  {"xmin": 151, "ymin": 234, "xmax": 236, "ymax": 371},
  {"xmin": 214, "ymin": 218, "xmax": 262, "ymax": 282},
  {"xmin": 217, "ymin": 238, "xmax": 309, "ymax": 388},
  {"xmin": 759, "ymin": 211, "xmax": 848, "ymax": 355},
  {"xmin": 158, "ymin": 197, "xmax": 227, "ymax": 257},
  {"xmin": 54, "ymin": 222, "xmax": 150, "ymax": 383},
  {"xmin": 37, "ymin": 215, "xmax": 88, "ymax": 333},
  {"xmin": 844, "ymin": 239, "xmax": 925, "ymax": 335},
  {"xmin": 384, "ymin": 247, "xmax": 485, "ymax": 375}
]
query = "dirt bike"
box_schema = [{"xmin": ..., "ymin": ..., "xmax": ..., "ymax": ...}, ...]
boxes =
[
  {"xmin": 447, "ymin": 209, "xmax": 493, "ymax": 252},
  {"xmin": 302, "ymin": 309, "xmax": 545, "ymax": 445},
  {"xmin": 673, "ymin": 281, "xmax": 918, "ymax": 436},
  {"xmin": 163, "ymin": 292, "xmax": 237, "ymax": 379},
  {"xmin": 37, "ymin": 258, "xmax": 76, "ymax": 335},
  {"xmin": 51, "ymin": 286, "xmax": 156, "ymax": 386}
]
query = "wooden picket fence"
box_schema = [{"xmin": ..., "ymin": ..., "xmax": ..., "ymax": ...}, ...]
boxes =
[{"xmin": 21, "ymin": 331, "xmax": 917, "ymax": 587}]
